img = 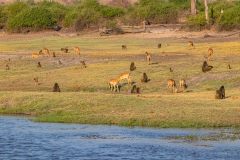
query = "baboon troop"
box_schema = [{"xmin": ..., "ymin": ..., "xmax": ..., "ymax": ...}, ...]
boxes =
[
  {"xmin": 33, "ymin": 77, "xmax": 40, "ymax": 86},
  {"xmin": 215, "ymin": 86, "xmax": 225, "ymax": 99},
  {"xmin": 5, "ymin": 64, "xmax": 10, "ymax": 70},
  {"xmin": 37, "ymin": 62, "xmax": 42, "ymax": 68},
  {"xmin": 122, "ymin": 45, "xmax": 127, "ymax": 50},
  {"xmin": 109, "ymin": 79, "xmax": 120, "ymax": 92},
  {"xmin": 158, "ymin": 43, "xmax": 162, "ymax": 48},
  {"xmin": 80, "ymin": 61, "xmax": 87, "ymax": 68},
  {"xmin": 61, "ymin": 47, "xmax": 69, "ymax": 53},
  {"xmin": 202, "ymin": 61, "xmax": 213, "ymax": 72},
  {"xmin": 131, "ymin": 85, "xmax": 140, "ymax": 94},
  {"xmin": 130, "ymin": 62, "xmax": 136, "ymax": 71},
  {"xmin": 141, "ymin": 73, "xmax": 150, "ymax": 83},
  {"xmin": 53, "ymin": 83, "xmax": 61, "ymax": 92},
  {"xmin": 145, "ymin": 52, "xmax": 151, "ymax": 65}
]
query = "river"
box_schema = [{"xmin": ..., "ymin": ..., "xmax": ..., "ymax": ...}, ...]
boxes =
[{"xmin": 0, "ymin": 116, "xmax": 240, "ymax": 160}]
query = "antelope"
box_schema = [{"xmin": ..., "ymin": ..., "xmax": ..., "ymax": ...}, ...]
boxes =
[
  {"xmin": 206, "ymin": 48, "xmax": 213, "ymax": 61},
  {"xmin": 167, "ymin": 79, "xmax": 176, "ymax": 93},
  {"xmin": 145, "ymin": 52, "xmax": 151, "ymax": 65},
  {"xmin": 32, "ymin": 53, "xmax": 39, "ymax": 59},
  {"xmin": 118, "ymin": 72, "xmax": 131, "ymax": 84},
  {"xmin": 109, "ymin": 79, "xmax": 120, "ymax": 92},
  {"xmin": 74, "ymin": 47, "xmax": 81, "ymax": 55},
  {"xmin": 42, "ymin": 48, "xmax": 50, "ymax": 57},
  {"xmin": 179, "ymin": 79, "xmax": 187, "ymax": 89}
]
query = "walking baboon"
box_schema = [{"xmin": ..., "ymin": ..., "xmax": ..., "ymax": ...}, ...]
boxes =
[
  {"xmin": 52, "ymin": 52, "xmax": 56, "ymax": 57},
  {"xmin": 53, "ymin": 83, "xmax": 61, "ymax": 92},
  {"xmin": 141, "ymin": 73, "xmax": 150, "ymax": 83},
  {"xmin": 74, "ymin": 47, "xmax": 81, "ymax": 55},
  {"xmin": 80, "ymin": 61, "xmax": 87, "ymax": 68},
  {"xmin": 122, "ymin": 45, "xmax": 127, "ymax": 50},
  {"xmin": 109, "ymin": 79, "xmax": 120, "ymax": 92},
  {"xmin": 61, "ymin": 47, "xmax": 68, "ymax": 53},
  {"xmin": 5, "ymin": 64, "xmax": 10, "ymax": 70},
  {"xmin": 215, "ymin": 86, "xmax": 225, "ymax": 99},
  {"xmin": 33, "ymin": 77, "xmax": 40, "ymax": 86},
  {"xmin": 37, "ymin": 62, "xmax": 42, "ymax": 68},
  {"xmin": 158, "ymin": 43, "xmax": 162, "ymax": 48},
  {"xmin": 130, "ymin": 62, "xmax": 136, "ymax": 71},
  {"xmin": 202, "ymin": 61, "xmax": 213, "ymax": 72},
  {"xmin": 179, "ymin": 79, "xmax": 187, "ymax": 89},
  {"xmin": 228, "ymin": 64, "xmax": 232, "ymax": 69},
  {"xmin": 169, "ymin": 67, "xmax": 173, "ymax": 72},
  {"xmin": 145, "ymin": 52, "xmax": 151, "ymax": 65},
  {"xmin": 131, "ymin": 85, "xmax": 140, "ymax": 94}
]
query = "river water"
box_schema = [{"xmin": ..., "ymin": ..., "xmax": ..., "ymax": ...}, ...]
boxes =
[{"xmin": 0, "ymin": 116, "xmax": 240, "ymax": 160}]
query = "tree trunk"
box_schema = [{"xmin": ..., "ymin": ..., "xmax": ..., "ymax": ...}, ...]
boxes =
[
  {"xmin": 204, "ymin": 0, "xmax": 209, "ymax": 24},
  {"xmin": 191, "ymin": 0, "xmax": 197, "ymax": 15}
]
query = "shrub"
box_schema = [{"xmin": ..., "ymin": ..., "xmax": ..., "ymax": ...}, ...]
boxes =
[
  {"xmin": 63, "ymin": 9, "xmax": 79, "ymax": 27},
  {"xmin": 0, "ymin": 5, "xmax": 7, "ymax": 29},
  {"xmin": 100, "ymin": 6, "xmax": 125, "ymax": 19},
  {"xmin": 7, "ymin": 7, "xmax": 56, "ymax": 32},
  {"xmin": 5, "ymin": 2, "xmax": 30, "ymax": 17},
  {"xmin": 187, "ymin": 13, "xmax": 207, "ymax": 31}
]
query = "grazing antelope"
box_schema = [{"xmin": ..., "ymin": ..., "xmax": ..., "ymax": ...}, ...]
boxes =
[
  {"xmin": 145, "ymin": 52, "xmax": 151, "ymax": 65},
  {"xmin": 74, "ymin": 47, "xmax": 81, "ymax": 56},
  {"xmin": 179, "ymin": 79, "xmax": 187, "ymax": 89},
  {"xmin": 118, "ymin": 72, "xmax": 131, "ymax": 84},
  {"xmin": 32, "ymin": 52, "xmax": 39, "ymax": 59},
  {"xmin": 42, "ymin": 48, "xmax": 50, "ymax": 56},
  {"xmin": 188, "ymin": 41, "xmax": 195, "ymax": 49},
  {"xmin": 109, "ymin": 79, "xmax": 120, "ymax": 92},
  {"xmin": 167, "ymin": 79, "xmax": 176, "ymax": 93}
]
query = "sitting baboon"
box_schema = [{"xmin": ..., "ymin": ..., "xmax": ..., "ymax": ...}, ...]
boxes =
[
  {"xmin": 53, "ymin": 83, "xmax": 61, "ymax": 92},
  {"xmin": 131, "ymin": 85, "xmax": 140, "ymax": 94},
  {"xmin": 158, "ymin": 43, "xmax": 162, "ymax": 48},
  {"xmin": 228, "ymin": 64, "xmax": 232, "ymax": 69},
  {"xmin": 167, "ymin": 79, "xmax": 176, "ymax": 93},
  {"xmin": 122, "ymin": 45, "xmax": 127, "ymax": 50},
  {"xmin": 179, "ymin": 79, "xmax": 187, "ymax": 89},
  {"xmin": 141, "ymin": 73, "xmax": 150, "ymax": 83},
  {"xmin": 61, "ymin": 47, "xmax": 68, "ymax": 53},
  {"xmin": 188, "ymin": 41, "xmax": 195, "ymax": 49},
  {"xmin": 130, "ymin": 62, "xmax": 136, "ymax": 71},
  {"xmin": 109, "ymin": 79, "xmax": 120, "ymax": 92},
  {"xmin": 33, "ymin": 77, "xmax": 40, "ymax": 86},
  {"xmin": 5, "ymin": 64, "xmax": 10, "ymax": 70},
  {"xmin": 37, "ymin": 62, "xmax": 42, "ymax": 68},
  {"xmin": 145, "ymin": 52, "xmax": 151, "ymax": 65},
  {"xmin": 202, "ymin": 61, "xmax": 213, "ymax": 73},
  {"xmin": 215, "ymin": 86, "xmax": 225, "ymax": 99},
  {"xmin": 80, "ymin": 61, "xmax": 87, "ymax": 68},
  {"xmin": 169, "ymin": 67, "xmax": 173, "ymax": 72},
  {"xmin": 52, "ymin": 52, "xmax": 56, "ymax": 58}
]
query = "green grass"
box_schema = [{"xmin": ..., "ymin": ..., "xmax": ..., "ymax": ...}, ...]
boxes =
[{"xmin": 0, "ymin": 34, "xmax": 240, "ymax": 128}]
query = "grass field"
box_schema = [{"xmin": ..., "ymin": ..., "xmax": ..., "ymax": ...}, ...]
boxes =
[{"xmin": 0, "ymin": 33, "xmax": 239, "ymax": 128}]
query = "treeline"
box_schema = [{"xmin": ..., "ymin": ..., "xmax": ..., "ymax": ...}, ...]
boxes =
[{"xmin": 0, "ymin": 0, "xmax": 239, "ymax": 33}]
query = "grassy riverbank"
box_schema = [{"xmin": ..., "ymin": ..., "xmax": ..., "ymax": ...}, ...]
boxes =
[{"xmin": 0, "ymin": 32, "xmax": 239, "ymax": 128}]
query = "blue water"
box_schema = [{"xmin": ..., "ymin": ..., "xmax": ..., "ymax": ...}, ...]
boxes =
[{"xmin": 0, "ymin": 116, "xmax": 240, "ymax": 160}]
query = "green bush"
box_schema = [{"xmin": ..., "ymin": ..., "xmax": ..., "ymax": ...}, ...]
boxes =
[
  {"xmin": 63, "ymin": 9, "xmax": 79, "ymax": 27},
  {"xmin": 187, "ymin": 13, "xmax": 207, "ymax": 30},
  {"xmin": 7, "ymin": 7, "xmax": 56, "ymax": 32},
  {"xmin": 100, "ymin": 6, "xmax": 125, "ymax": 18},
  {"xmin": 5, "ymin": 2, "xmax": 29, "ymax": 17},
  {"xmin": 0, "ymin": 5, "xmax": 7, "ymax": 28}
]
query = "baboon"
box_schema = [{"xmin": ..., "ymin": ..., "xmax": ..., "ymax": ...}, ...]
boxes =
[
  {"xmin": 202, "ymin": 61, "xmax": 213, "ymax": 72},
  {"xmin": 109, "ymin": 79, "xmax": 120, "ymax": 92},
  {"xmin": 58, "ymin": 60, "xmax": 62, "ymax": 65},
  {"xmin": 179, "ymin": 79, "xmax": 187, "ymax": 89},
  {"xmin": 131, "ymin": 85, "xmax": 140, "ymax": 94},
  {"xmin": 122, "ymin": 45, "xmax": 127, "ymax": 50},
  {"xmin": 228, "ymin": 64, "xmax": 232, "ymax": 69},
  {"xmin": 169, "ymin": 67, "xmax": 173, "ymax": 72},
  {"xmin": 52, "ymin": 52, "xmax": 56, "ymax": 58},
  {"xmin": 167, "ymin": 79, "xmax": 176, "ymax": 93},
  {"xmin": 61, "ymin": 47, "xmax": 68, "ymax": 53},
  {"xmin": 158, "ymin": 43, "xmax": 162, "ymax": 48},
  {"xmin": 215, "ymin": 86, "xmax": 225, "ymax": 99},
  {"xmin": 141, "ymin": 73, "xmax": 150, "ymax": 83},
  {"xmin": 188, "ymin": 41, "xmax": 195, "ymax": 49},
  {"xmin": 130, "ymin": 62, "xmax": 136, "ymax": 71},
  {"xmin": 74, "ymin": 47, "xmax": 81, "ymax": 56},
  {"xmin": 8, "ymin": 58, "xmax": 10, "ymax": 62},
  {"xmin": 80, "ymin": 61, "xmax": 87, "ymax": 68},
  {"xmin": 37, "ymin": 62, "xmax": 42, "ymax": 68},
  {"xmin": 145, "ymin": 52, "xmax": 151, "ymax": 65},
  {"xmin": 33, "ymin": 77, "xmax": 40, "ymax": 86},
  {"xmin": 53, "ymin": 83, "xmax": 61, "ymax": 92},
  {"xmin": 5, "ymin": 64, "xmax": 10, "ymax": 70}
]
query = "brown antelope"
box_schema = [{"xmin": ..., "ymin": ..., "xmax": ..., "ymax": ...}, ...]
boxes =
[
  {"xmin": 206, "ymin": 48, "xmax": 213, "ymax": 61},
  {"xmin": 145, "ymin": 52, "xmax": 151, "ymax": 65},
  {"xmin": 167, "ymin": 79, "xmax": 176, "ymax": 93},
  {"xmin": 32, "ymin": 53, "xmax": 39, "ymax": 59},
  {"xmin": 188, "ymin": 41, "xmax": 195, "ymax": 49},
  {"xmin": 109, "ymin": 79, "xmax": 120, "ymax": 92},
  {"xmin": 118, "ymin": 72, "xmax": 131, "ymax": 84},
  {"xmin": 179, "ymin": 79, "xmax": 187, "ymax": 89},
  {"xmin": 42, "ymin": 48, "xmax": 50, "ymax": 56},
  {"xmin": 74, "ymin": 47, "xmax": 81, "ymax": 56}
]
